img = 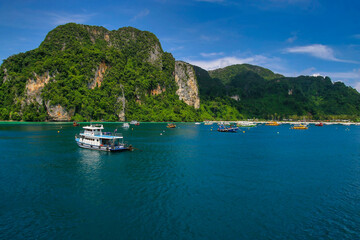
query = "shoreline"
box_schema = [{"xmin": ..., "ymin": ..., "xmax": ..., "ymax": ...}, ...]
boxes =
[{"xmin": 0, "ymin": 120, "xmax": 359, "ymax": 125}]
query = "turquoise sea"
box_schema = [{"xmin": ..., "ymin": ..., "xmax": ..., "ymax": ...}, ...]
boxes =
[{"xmin": 1, "ymin": 123, "xmax": 360, "ymax": 239}]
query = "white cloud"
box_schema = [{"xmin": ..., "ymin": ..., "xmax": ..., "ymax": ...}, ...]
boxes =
[
  {"xmin": 187, "ymin": 55, "xmax": 280, "ymax": 70},
  {"xmin": 200, "ymin": 52, "xmax": 224, "ymax": 57},
  {"xmin": 131, "ymin": 9, "xmax": 150, "ymax": 21},
  {"xmin": 200, "ymin": 35, "xmax": 220, "ymax": 42},
  {"xmin": 286, "ymin": 36, "xmax": 297, "ymax": 43},
  {"xmin": 169, "ymin": 46, "xmax": 184, "ymax": 51},
  {"xmin": 354, "ymin": 82, "xmax": 360, "ymax": 92},
  {"xmin": 284, "ymin": 67, "xmax": 360, "ymax": 91},
  {"xmin": 47, "ymin": 12, "xmax": 95, "ymax": 25},
  {"xmin": 285, "ymin": 44, "xmax": 357, "ymax": 63}
]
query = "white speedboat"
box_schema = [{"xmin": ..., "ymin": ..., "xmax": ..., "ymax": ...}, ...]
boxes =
[
  {"xmin": 123, "ymin": 123, "xmax": 130, "ymax": 128},
  {"xmin": 75, "ymin": 124, "xmax": 131, "ymax": 152}
]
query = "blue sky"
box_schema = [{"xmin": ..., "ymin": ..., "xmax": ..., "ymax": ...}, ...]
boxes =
[{"xmin": 1, "ymin": 0, "xmax": 360, "ymax": 90}]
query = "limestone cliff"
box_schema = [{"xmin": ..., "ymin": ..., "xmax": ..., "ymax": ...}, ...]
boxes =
[
  {"xmin": 2, "ymin": 68, "xmax": 8, "ymax": 83},
  {"xmin": 116, "ymin": 84, "xmax": 126, "ymax": 121},
  {"xmin": 148, "ymin": 43, "xmax": 163, "ymax": 68},
  {"xmin": 150, "ymin": 85, "xmax": 166, "ymax": 96},
  {"xmin": 88, "ymin": 62, "xmax": 109, "ymax": 89},
  {"xmin": 26, "ymin": 72, "xmax": 52, "ymax": 104},
  {"xmin": 174, "ymin": 61, "xmax": 200, "ymax": 109},
  {"xmin": 45, "ymin": 101, "xmax": 74, "ymax": 121}
]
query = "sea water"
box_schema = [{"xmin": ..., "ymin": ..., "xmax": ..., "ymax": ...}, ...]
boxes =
[{"xmin": 0, "ymin": 123, "xmax": 360, "ymax": 239}]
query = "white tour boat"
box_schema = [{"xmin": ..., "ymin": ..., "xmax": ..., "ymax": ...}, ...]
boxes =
[{"xmin": 75, "ymin": 124, "xmax": 132, "ymax": 152}]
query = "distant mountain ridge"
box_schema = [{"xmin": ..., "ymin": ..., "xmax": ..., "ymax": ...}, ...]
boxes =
[
  {"xmin": 194, "ymin": 64, "xmax": 360, "ymax": 119},
  {"xmin": 1, "ymin": 23, "xmax": 360, "ymax": 121},
  {"xmin": 209, "ymin": 64, "xmax": 284, "ymax": 84}
]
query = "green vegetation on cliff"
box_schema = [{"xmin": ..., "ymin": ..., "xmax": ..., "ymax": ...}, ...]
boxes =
[
  {"xmin": 1, "ymin": 23, "xmax": 240, "ymax": 121},
  {"xmin": 1, "ymin": 23, "xmax": 359, "ymax": 121}
]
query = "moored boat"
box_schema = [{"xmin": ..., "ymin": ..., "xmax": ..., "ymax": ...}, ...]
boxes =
[
  {"xmin": 291, "ymin": 124, "xmax": 308, "ymax": 130},
  {"xmin": 237, "ymin": 121, "xmax": 256, "ymax": 127},
  {"xmin": 73, "ymin": 121, "xmax": 80, "ymax": 126},
  {"xmin": 266, "ymin": 121, "xmax": 280, "ymax": 126},
  {"xmin": 315, "ymin": 122, "xmax": 323, "ymax": 127},
  {"xmin": 122, "ymin": 123, "xmax": 130, "ymax": 128},
  {"xmin": 130, "ymin": 120, "xmax": 139, "ymax": 125},
  {"xmin": 167, "ymin": 123, "xmax": 176, "ymax": 128},
  {"xmin": 217, "ymin": 125, "xmax": 238, "ymax": 132},
  {"xmin": 204, "ymin": 121, "xmax": 213, "ymax": 125},
  {"xmin": 75, "ymin": 124, "xmax": 132, "ymax": 152}
]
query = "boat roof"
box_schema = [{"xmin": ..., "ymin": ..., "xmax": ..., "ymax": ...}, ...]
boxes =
[
  {"xmin": 79, "ymin": 133, "xmax": 123, "ymax": 139},
  {"xmin": 83, "ymin": 124, "xmax": 104, "ymax": 130}
]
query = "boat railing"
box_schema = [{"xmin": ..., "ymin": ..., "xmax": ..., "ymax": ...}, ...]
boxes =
[{"xmin": 102, "ymin": 132, "xmax": 123, "ymax": 137}]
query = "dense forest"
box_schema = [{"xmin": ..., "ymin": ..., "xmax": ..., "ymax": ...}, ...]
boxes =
[
  {"xmin": 195, "ymin": 64, "xmax": 360, "ymax": 120},
  {"xmin": 194, "ymin": 64, "xmax": 360, "ymax": 120},
  {"xmin": 1, "ymin": 23, "xmax": 360, "ymax": 122}
]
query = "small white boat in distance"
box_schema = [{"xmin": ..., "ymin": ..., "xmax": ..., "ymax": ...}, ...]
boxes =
[
  {"xmin": 195, "ymin": 122, "xmax": 201, "ymax": 125},
  {"xmin": 123, "ymin": 123, "xmax": 130, "ymax": 128},
  {"xmin": 75, "ymin": 124, "xmax": 132, "ymax": 152}
]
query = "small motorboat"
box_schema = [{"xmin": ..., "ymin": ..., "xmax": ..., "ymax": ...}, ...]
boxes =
[
  {"xmin": 73, "ymin": 121, "xmax": 80, "ymax": 127},
  {"xmin": 315, "ymin": 122, "xmax": 323, "ymax": 127},
  {"xmin": 167, "ymin": 123, "xmax": 176, "ymax": 128},
  {"xmin": 122, "ymin": 123, "xmax": 130, "ymax": 128},
  {"xmin": 217, "ymin": 125, "xmax": 238, "ymax": 132},
  {"xmin": 266, "ymin": 121, "xmax": 280, "ymax": 126},
  {"xmin": 237, "ymin": 121, "xmax": 257, "ymax": 127},
  {"xmin": 291, "ymin": 124, "xmax": 308, "ymax": 130}
]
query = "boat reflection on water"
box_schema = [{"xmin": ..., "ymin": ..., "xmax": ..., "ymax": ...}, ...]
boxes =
[{"xmin": 78, "ymin": 148, "xmax": 102, "ymax": 175}]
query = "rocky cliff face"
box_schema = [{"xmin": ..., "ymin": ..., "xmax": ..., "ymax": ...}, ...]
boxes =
[
  {"xmin": 88, "ymin": 62, "xmax": 109, "ymax": 89},
  {"xmin": 150, "ymin": 85, "xmax": 166, "ymax": 96},
  {"xmin": 45, "ymin": 101, "xmax": 74, "ymax": 121},
  {"xmin": 174, "ymin": 61, "xmax": 200, "ymax": 109},
  {"xmin": 116, "ymin": 84, "xmax": 126, "ymax": 121},
  {"xmin": 148, "ymin": 43, "xmax": 163, "ymax": 68},
  {"xmin": 26, "ymin": 72, "xmax": 52, "ymax": 104}
]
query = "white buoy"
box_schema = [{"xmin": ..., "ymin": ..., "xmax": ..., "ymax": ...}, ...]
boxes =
[{"xmin": 160, "ymin": 133, "xmax": 162, "ymax": 135}]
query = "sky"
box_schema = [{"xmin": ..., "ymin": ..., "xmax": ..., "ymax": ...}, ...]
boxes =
[{"xmin": 1, "ymin": 0, "xmax": 360, "ymax": 90}]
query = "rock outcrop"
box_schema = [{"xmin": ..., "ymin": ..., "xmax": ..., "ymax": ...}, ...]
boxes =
[
  {"xmin": 2, "ymin": 68, "xmax": 9, "ymax": 83},
  {"xmin": 116, "ymin": 84, "xmax": 126, "ymax": 121},
  {"xmin": 45, "ymin": 101, "xmax": 74, "ymax": 121},
  {"xmin": 88, "ymin": 62, "xmax": 109, "ymax": 89},
  {"xmin": 174, "ymin": 61, "xmax": 200, "ymax": 109},
  {"xmin": 26, "ymin": 72, "xmax": 52, "ymax": 104},
  {"xmin": 148, "ymin": 43, "xmax": 163, "ymax": 67},
  {"xmin": 150, "ymin": 85, "xmax": 166, "ymax": 96}
]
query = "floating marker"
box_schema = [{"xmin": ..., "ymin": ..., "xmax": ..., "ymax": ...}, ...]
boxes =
[
  {"xmin": 57, "ymin": 131, "xmax": 60, "ymax": 133},
  {"xmin": 243, "ymin": 131, "xmax": 245, "ymax": 133},
  {"xmin": 160, "ymin": 133, "xmax": 162, "ymax": 135},
  {"xmin": 277, "ymin": 132, "xmax": 279, "ymax": 134}
]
